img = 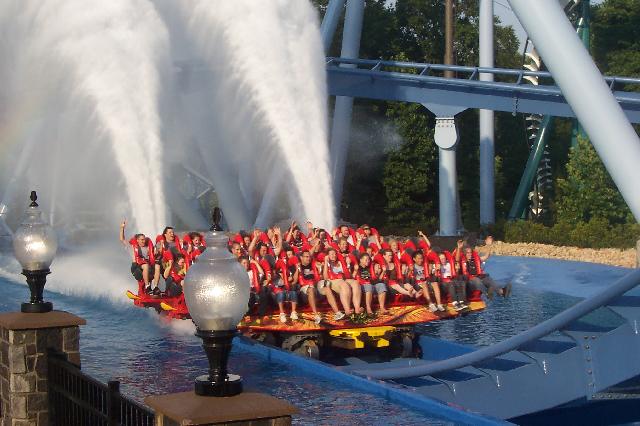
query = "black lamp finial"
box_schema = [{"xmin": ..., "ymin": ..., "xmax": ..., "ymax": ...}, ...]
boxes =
[{"xmin": 29, "ymin": 191, "xmax": 38, "ymax": 207}]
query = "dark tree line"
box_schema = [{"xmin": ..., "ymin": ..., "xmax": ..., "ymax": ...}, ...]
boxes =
[{"xmin": 316, "ymin": 0, "xmax": 639, "ymax": 243}]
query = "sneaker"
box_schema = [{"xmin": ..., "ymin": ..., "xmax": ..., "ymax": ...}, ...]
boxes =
[
  {"xmin": 437, "ymin": 304, "xmax": 445, "ymax": 312},
  {"xmin": 152, "ymin": 287, "xmax": 161, "ymax": 296},
  {"xmin": 279, "ymin": 313, "xmax": 287, "ymax": 323},
  {"xmin": 333, "ymin": 311, "xmax": 346, "ymax": 321},
  {"xmin": 314, "ymin": 313, "xmax": 322, "ymax": 325},
  {"xmin": 503, "ymin": 283, "xmax": 513, "ymax": 298},
  {"xmin": 144, "ymin": 285, "xmax": 152, "ymax": 294},
  {"xmin": 428, "ymin": 303, "xmax": 437, "ymax": 313},
  {"xmin": 452, "ymin": 301, "xmax": 459, "ymax": 310},
  {"xmin": 290, "ymin": 311, "xmax": 299, "ymax": 321}
]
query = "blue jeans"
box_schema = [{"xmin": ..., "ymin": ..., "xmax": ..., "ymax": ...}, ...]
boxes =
[{"xmin": 273, "ymin": 289, "xmax": 298, "ymax": 304}]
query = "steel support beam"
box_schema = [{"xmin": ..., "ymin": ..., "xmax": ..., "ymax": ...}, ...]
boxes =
[
  {"xmin": 509, "ymin": 0, "xmax": 640, "ymax": 222},
  {"xmin": 479, "ymin": 0, "xmax": 495, "ymax": 226},
  {"xmin": 508, "ymin": 115, "xmax": 554, "ymax": 220},
  {"xmin": 320, "ymin": 0, "xmax": 346, "ymax": 54},
  {"xmin": 325, "ymin": 60, "xmax": 640, "ymax": 123},
  {"xmin": 435, "ymin": 118, "xmax": 460, "ymax": 236},
  {"xmin": 329, "ymin": 0, "xmax": 364, "ymax": 209}
]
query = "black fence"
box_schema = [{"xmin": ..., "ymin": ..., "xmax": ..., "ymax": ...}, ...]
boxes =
[{"xmin": 48, "ymin": 350, "xmax": 155, "ymax": 426}]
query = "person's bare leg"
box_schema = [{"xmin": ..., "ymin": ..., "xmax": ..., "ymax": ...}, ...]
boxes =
[
  {"xmin": 419, "ymin": 283, "xmax": 432, "ymax": 304},
  {"xmin": 153, "ymin": 264, "xmax": 161, "ymax": 288},
  {"xmin": 365, "ymin": 291, "xmax": 373, "ymax": 314},
  {"xmin": 347, "ymin": 279, "xmax": 363, "ymax": 313},
  {"xmin": 391, "ymin": 283, "xmax": 411, "ymax": 296},
  {"xmin": 403, "ymin": 283, "xmax": 417, "ymax": 298},
  {"xmin": 377, "ymin": 291, "xmax": 387, "ymax": 313},
  {"xmin": 430, "ymin": 282, "xmax": 443, "ymax": 305},
  {"xmin": 323, "ymin": 287, "xmax": 341, "ymax": 313},
  {"xmin": 308, "ymin": 288, "xmax": 318, "ymax": 314},
  {"xmin": 334, "ymin": 280, "xmax": 353, "ymax": 314},
  {"xmin": 278, "ymin": 301, "xmax": 285, "ymax": 314},
  {"xmin": 141, "ymin": 264, "xmax": 150, "ymax": 286}
]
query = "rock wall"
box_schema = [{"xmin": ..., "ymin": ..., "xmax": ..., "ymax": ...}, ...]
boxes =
[{"xmin": 490, "ymin": 241, "xmax": 636, "ymax": 268}]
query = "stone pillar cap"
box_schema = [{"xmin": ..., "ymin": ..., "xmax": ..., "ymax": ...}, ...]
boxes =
[
  {"xmin": 145, "ymin": 391, "xmax": 298, "ymax": 425},
  {"xmin": 0, "ymin": 310, "xmax": 86, "ymax": 330}
]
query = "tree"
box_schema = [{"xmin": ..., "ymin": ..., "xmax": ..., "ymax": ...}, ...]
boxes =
[{"xmin": 555, "ymin": 137, "xmax": 633, "ymax": 225}]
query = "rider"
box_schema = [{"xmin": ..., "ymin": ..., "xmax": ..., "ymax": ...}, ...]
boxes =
[
  {"xmin": 119, "ymin": 219, "xmax": 160, "ymax": 294},
  {"xmin": 297, "ymin": 250, "xmax": 338, "ymax": 323},
  {"xmin": 323, "ymin": 248, "xmax": 361, "ymax": 316},
  {"xmin": 164, "ymin": 254, "xmax": 186, "ymax": 297},
  {"xmin": 354, "ymin": 253, "xmax": 387, "ymax": 315},
  {"xmin": 409, "ymin": 250, "xmax": 444, "ymax": 312}
]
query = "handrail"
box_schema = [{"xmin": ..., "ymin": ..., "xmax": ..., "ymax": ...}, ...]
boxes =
[
  {"xmin": 326, "ymin": 56, "xmax": 640, "ymax": 87},
  {"xmin": 353, "ymin": 268, "xmax": 640, "ymax": 380}
]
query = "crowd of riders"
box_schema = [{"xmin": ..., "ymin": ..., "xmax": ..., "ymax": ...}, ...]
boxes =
[{"xmin": 121, "ymin": 219, "xmax": 511, "ymax": 324}]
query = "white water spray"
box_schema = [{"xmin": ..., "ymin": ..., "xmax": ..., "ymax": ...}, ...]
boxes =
[
  {"xmin": 0, "ymin": 0, "xmax": 170, "ymax": 235},
  {"xmin": 0, "ymin": 0, "xmax": 336, "ymax": 306},
  {"xmin": 158, "ymin": 0, "xmax": 335, "ymax": 230}
]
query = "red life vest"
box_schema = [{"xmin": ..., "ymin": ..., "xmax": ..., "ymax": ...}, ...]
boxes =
[
  {"xmin": 169, "ymin": 266, "xmax": 185, "ymax": 285},
  {"xmin": 298, "ymin": 261, "xmax": 320, "ymax": 287},
  {"xmin": 461, "ymin": 251, "xmax": 485, "ymax": 277},
  {"xmin": 246, "ymin": 263, "xmax": 260, "ymax": 292},
  {"xmin": 383, "ymin": 258, "xmax": 403, "ymax": 285},
  {"xmin": 354, "ymin": 264, "xmax": 376, "ymax": 285},
  {"xmin": 272, "ymin": 259, "xmax": 292, "ymax": 292},
  {"xmin": 325, "ymin": 258, "xmax": 351, "ymax": 280},
  {"xmin": 130, "ymin": 237, "xmax": 155, "ymax": 265},
  {"xmin": 438, "ymin": 251, "xmax": 458, "ymax": 282}
]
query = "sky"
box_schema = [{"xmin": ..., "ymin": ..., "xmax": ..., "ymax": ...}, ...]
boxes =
[{"xmin": 494, "ymin": 0, "xmax": 604, "ymax": 49}]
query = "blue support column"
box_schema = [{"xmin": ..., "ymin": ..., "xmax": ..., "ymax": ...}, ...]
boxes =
[
  {"xmin": 329, "ymin": 0, "xmax": 365, "ymax": 209},
  {"xmin": 320, "ymin": 0, "xmax": 346, "ymax": 54},
  {"xmin": 435, "ymin": 117, "xmax": 460, "ymax": 236},
  {"xmin": 479, "ymin": 0, "xmax": 495, "ymax": 226}
]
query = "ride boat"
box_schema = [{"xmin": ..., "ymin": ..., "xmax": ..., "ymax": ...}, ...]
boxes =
[{"xmin": 126, "ymin": 279, "xmax": 486, "ymax": 359}]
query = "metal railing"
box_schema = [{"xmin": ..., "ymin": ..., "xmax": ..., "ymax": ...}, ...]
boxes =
[
  {"xmin": 326, "ymin": 57, "xmax": 640, "ymax": 102},
  {"xmin": 48, "ymin": 350, "xmax": 155, "ymax": 426},
  {"xmin": 353, "ymin": 268, "xmax": 640, "ymax": 380}
]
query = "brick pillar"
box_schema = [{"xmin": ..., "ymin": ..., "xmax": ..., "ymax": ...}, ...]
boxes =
[
  {"xmin": 0, "ymin": 311, "xmax": 85, "ymax": 426},
  {"xmin": 145, "ymin": 391, "xmax": 297, "ymax": 426}
]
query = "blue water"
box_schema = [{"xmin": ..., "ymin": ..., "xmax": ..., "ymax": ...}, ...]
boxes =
[{"xmin": 0, "ymin": 255, "xmax": 633, "ymax": 425}]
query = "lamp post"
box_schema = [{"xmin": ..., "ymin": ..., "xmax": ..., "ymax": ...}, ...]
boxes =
[
  {"xmin": 183, "ymin": 231, "xmax": 250, "ymax": 397},
  {"xmin": 12, "ymin": 191, "xmax": 58, "ymax": 313}
]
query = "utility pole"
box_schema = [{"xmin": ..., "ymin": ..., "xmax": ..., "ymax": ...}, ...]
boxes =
[{"xmin": 444, "ymin": 0, "xmax": 455, "ymax": 77}]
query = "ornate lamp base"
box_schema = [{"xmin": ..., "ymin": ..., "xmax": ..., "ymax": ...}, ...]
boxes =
[
  {"xmin": 21, "ymin": 269, "xmax": 52, "ymax": 313},
  {"xmin": 21, "ymin": 301, "xmax": 53, "ymax": 313},
  {"xmin": 195, "ymin": 373, "xmax": 242, "ymax": 397},
  {"xmin": 195, "ymin": 329, "xmax": 242, "ymax": 397}
]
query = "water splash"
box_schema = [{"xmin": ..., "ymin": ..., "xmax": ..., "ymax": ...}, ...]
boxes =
[
  {"xmin": 156, "ymin": 0, "xmax": 335, "ymax": 230},
  {"xmin": 0, "ymin": 0, "xmax": 170, "ymax": 236}
]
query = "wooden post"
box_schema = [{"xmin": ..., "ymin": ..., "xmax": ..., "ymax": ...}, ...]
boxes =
[{"xmin": 145, "ymin": 391, "xmax": 297, "ymax": 426}]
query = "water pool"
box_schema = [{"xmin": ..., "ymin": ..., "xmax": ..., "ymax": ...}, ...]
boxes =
[{"xmin": 0, "ymin": 255, "xmax": 632, "ymax": 424}]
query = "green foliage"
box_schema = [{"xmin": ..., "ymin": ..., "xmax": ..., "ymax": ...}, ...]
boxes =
[
  {"xmin": 382, "ymin": 103, "xmax": 438, "ymax": 230},
  {"xmin": 555, "ymin": 137, "xmax": 633, "ymax": 225},
  {"xmin": 592, "ymin": 0, "xmax": 640, "ymax": 78},
  {"xmin": 504, "ymin": 219, "xmax": 640, "ymax": 249}
]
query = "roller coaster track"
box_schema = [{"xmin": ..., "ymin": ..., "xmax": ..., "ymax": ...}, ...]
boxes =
[
  {"xmin": 344, "ymin": 269, "xmax": 640, "ymax": 419},
  {"xmin": 325, "ymin": 58, "xmax": 640, "ymax": 123}
]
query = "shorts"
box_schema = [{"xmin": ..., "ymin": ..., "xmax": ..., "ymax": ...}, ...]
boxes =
[
  {"xmin": 131, "ymin": 262, "xmax": 156, "ymax": 281},
  {"xmin": 362, "ymin": 282, "xmax": 387, "ymax": 294},
  {"xmin": 299, "ymin": 284, "xmax": 315, "ymax": 295},
  {"xmin": 328, "ymin": 279, "xmax": 346, "ymax": 292},
  {"xmin": 316, "ymin": 280, "xmax": 332, "ymax": 296},
  {"xmin": 273, "ymin": 289, "xmax": 298, "ymax": 304}
]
